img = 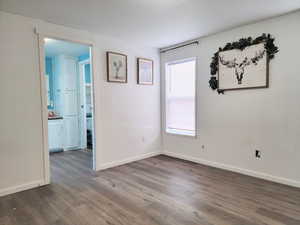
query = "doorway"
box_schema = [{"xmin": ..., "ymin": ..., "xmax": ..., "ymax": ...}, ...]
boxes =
[{"xmin": 40, "ymin": 37, "xmax": 96, "ymax": 183}]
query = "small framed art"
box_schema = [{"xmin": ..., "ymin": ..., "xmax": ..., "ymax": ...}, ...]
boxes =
[
  {"xmin": 107, "ymin": 51, "xmax": 127, "ymax": 83},
  {"xmin": 137, "ymin": 58, "xmax": 153, "ymax": 85}
]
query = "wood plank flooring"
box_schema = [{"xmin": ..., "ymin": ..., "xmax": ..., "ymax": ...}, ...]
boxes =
[{"xmin": 1, "ymin": 150, "xmax": 300, "ymax": 225}]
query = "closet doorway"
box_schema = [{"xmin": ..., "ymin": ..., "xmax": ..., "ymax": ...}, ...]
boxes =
[{"xmin": 38, "ymin": 36, "xmax": 96, "ymax": 184}]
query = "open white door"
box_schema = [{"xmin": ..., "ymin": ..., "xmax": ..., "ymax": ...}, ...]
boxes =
[{"xmin": 79, "ymin": 60, "xmax": 89, "ymax": 149}]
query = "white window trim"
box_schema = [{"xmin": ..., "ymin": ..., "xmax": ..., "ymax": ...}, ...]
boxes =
[{"xmin": 164, "ymin": 57, "xmax": 197, "ymax": 137}]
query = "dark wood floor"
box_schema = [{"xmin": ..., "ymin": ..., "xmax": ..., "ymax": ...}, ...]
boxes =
[{"xmin": 1, "ymin": 151, "xmax": 300, "ymax": 225}]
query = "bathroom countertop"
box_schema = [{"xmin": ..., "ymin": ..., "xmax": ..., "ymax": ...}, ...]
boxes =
[{"xmin": 48, "ymin": 116, "xmax": 63, "ymax": 120}]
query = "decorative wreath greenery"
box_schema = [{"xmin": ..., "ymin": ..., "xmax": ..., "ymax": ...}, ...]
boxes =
[{"xmin": 209, "ymin": 33, "xmax": 279, "ymax": 94}]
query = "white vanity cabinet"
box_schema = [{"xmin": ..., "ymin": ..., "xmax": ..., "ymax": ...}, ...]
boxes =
[{"xmin": 48, "ymin": 119, "xmax": 64, "ymax": 152}]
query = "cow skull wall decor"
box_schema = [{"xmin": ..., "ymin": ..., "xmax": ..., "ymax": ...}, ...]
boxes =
[
  {"xmin": 209, "ymin": 33, "xmax": 279, "ymax": 94},
  {"xmin": 219, "ymin": 48, "xmax": 266, "ymax": 85}
]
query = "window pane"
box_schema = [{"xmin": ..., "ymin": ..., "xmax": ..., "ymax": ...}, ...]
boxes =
[{"xmin": 166, "ymin": 59, "xmax": 196, "ymax": 136}]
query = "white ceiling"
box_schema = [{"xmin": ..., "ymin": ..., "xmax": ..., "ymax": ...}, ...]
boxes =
[
  {"xmin": 45, "ymin": 38, "xmax": 90, "ymax": 58},
  {"xmin": 1, "ymin": 0, "xmax": 300, "ymax": 48}
]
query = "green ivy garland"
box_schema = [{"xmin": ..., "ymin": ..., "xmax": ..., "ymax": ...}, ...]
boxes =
[{"xmin": 209, "ymin": 33, "xmax": 279, "ymax": 94}]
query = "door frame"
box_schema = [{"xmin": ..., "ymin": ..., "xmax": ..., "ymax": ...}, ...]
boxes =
[{"xmin": 36, "ymin": 31, "xmax": 97, "ymax": 185}]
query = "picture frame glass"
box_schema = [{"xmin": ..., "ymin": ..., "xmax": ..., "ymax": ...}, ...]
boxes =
[
  {"xmin": 138, "ymin": 58, "xmax": 153, "ymax": 85},
  {"xmin": 107, "ymin": 52, "xmax": 127, "ymax": 83},
  {"xmin": 218, "ymin": 43, "xmax": 267, "ymax": 90}
]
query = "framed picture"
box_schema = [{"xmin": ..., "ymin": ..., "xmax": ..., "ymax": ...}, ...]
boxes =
[
  {"xmin": 218, "ymin": 43, "xmax": 268, "ymax": 91},
  {"xmin": 107, "ymin": 51, "xmax": 127, "ymax": 83},
  {"xmin": 137, "ymin": 58, "xmax": 153, "ymax": 85}
]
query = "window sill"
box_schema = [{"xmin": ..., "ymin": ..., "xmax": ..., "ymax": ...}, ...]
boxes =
[{"xmin": 165, "ymin": 128, "xmax": 196, "ymax": 138}]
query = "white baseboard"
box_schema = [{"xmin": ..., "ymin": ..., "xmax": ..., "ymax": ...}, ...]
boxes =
[
  {"xmin": 164, "ymin": 151, "xmax": 300, "ymax": 188},
  {"xmin": 0, "ymin": 180, "xmax": 44, "ymax": 197},
  {"xmin": 97, "ymin": 151, "xmax": 161, "ymax": 171}
]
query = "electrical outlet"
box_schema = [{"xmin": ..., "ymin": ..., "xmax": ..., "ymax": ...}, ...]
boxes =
[{"xmin": 255, "ymin": 150, "xmax": 261, "ymax": 159}]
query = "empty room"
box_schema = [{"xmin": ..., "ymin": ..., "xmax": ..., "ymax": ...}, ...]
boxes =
[{"xmin": 0, "ymin": 1, "xmax": 300, "ymax": 225}]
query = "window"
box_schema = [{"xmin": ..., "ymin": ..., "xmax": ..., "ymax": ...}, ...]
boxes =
[{"xmin": 165, "ymin": 58, "xmax": 196, "ymax": 136}]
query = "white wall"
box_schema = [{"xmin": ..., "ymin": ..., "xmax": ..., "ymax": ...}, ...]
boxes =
[
  {"xmin": 161, "ymin": 11, "xmax": 300, "ymax": 187},
  {"xmin": 0, "ymin": 11, "xmax": 161, "ymax": 196}
]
